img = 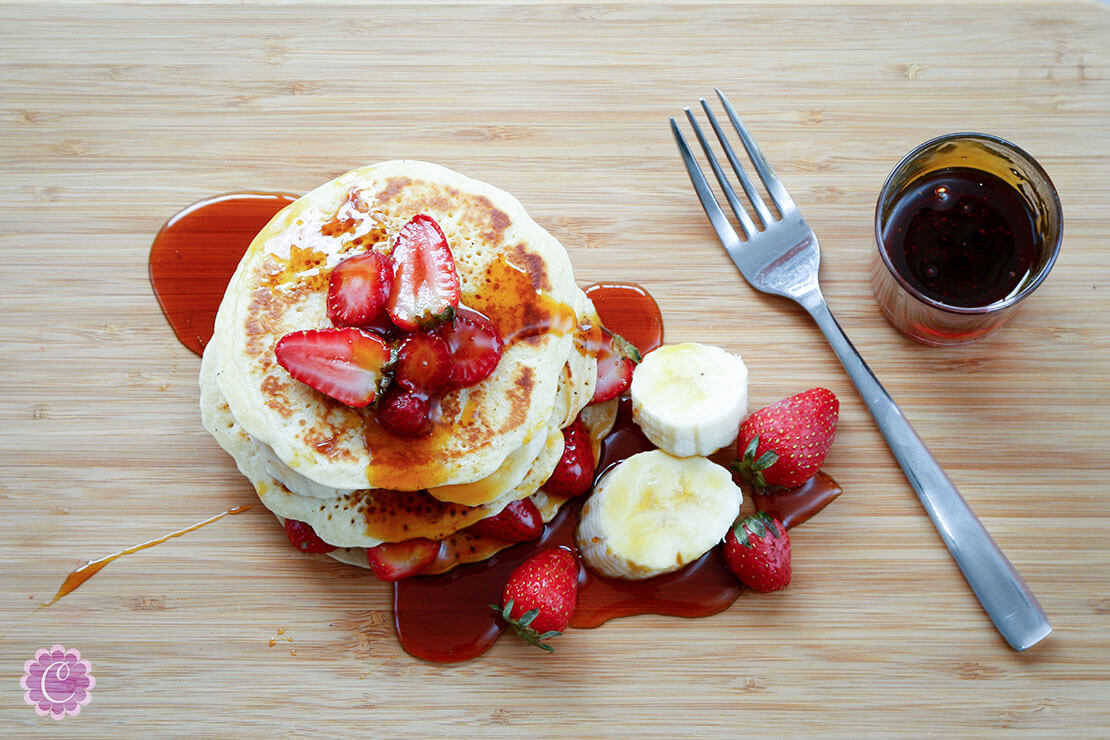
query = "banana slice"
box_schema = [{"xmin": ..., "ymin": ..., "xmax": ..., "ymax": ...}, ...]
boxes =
[
  {"xmin": 630, "ymin": 342, "xmax": 748, "ymax": 458},
  {"xmin": 576, "ymin": 449, "xmax": 743, "ymax": 580}
]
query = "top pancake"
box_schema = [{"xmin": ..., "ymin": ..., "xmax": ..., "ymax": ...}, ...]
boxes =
[{"xmin": 212, "ymin": 160, "xmax": 583, "ymax": 491}]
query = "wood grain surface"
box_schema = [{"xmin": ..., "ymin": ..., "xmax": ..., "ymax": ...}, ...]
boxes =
[{"xmin": 2, "ymin": 1, "xmax": 1108, "ymax": 737}]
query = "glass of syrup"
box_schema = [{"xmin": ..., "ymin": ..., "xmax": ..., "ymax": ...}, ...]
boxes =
[{"xmin": 872, "ymin": 133, "xmax": 1062, "ymax": 345}]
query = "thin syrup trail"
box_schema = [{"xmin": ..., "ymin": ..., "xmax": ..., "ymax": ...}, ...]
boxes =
[{"xmin": 41, "ymin": 505, "xmax": 252, "ymax": 607}]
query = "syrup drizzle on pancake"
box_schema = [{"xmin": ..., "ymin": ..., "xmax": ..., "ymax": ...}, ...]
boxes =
[{"xmin": 211, "ymin": 162, "xmax": 589, "ymax": 493}]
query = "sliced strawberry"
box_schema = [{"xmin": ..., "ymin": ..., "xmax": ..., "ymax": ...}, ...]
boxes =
[
  {"xmin": 391, "ymin": 331, "xmax": 452, "ymax": 395},
  {"xmin": 469, "ymin": 498, "xmax": 544, "ymax": 543},
  {"xmin": 283, "ymin": 519, "xmax": 337, "ymax": 554},
  {"xmin": 542, "ymin": 419, "xmax": 595, "ymax": 498},
  {"xmin": 376, "ymin": 384, "xmax": 433, "ymax": 438},
  {"xmin": 436, "ymin": 307, "xmax": 504, "ymax": 388},
  {"xmin": 589, "ymin": 328, "xmax": 641, "ymax": 404},
  {"xmin": 386, "ymin": 214, "xmax": 461, "ymax": 331},
  {"xmin": 366, "ymin": 538, "xmax": 440, "ymax": 581},
  {"xmin": 274, "ymin": 328, "xmax": 391, "ymax": 407},
  {"xmin": 326, "ymin": 250, "xmax": 394, "ymax": 328}
]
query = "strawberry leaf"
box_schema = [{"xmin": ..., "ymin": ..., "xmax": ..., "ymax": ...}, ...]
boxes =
[
  {"xmin": 415, "ymin": 304, "xmax": 456, "ymax": 331},
  {"xmin": 732, "ymin": 511, "xmax": 778, "ymax": 548},
  {"xmin": 491, "ymin": 600, "xmax": 560, "ymax": 653},
  {"xmin": 753, "ymin": 450, "xmax": 779, "ymax": 471},
  {"xmin": 610, "ymin": 331, "xmax": 642, "ymax": 364},
  {"xmin": 731, "ymin": 434, "xmax": 782, "ymax": 492},
  {"xmin": 764, "ymin": 515, "xmax": 782, "ymax": 539}
]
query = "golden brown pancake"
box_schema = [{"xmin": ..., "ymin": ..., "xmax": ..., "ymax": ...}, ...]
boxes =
[
  {"xmin": 211, "ymin": 161, "xmax": 585, "ymax": 495},
  {"xmin": 201, "ymin": 339, "xmax": 616, "ymax": 564},
  {"xmin": 200, "ymin": 160, "xmax": 621, "ymax": 573}
]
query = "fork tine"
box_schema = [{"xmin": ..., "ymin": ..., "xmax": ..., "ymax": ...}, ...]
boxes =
[
  {"xmin": 680, "ymin": 107, "xmax": 758, "ymax": 239},
  {"xmin": 699, "ymin": 98, "xmax": 775, "ymax": 229},
  {"xmin": 669, "ymin": 117, "xmax": 747, "ymax": 247},
  {"xmin": 714, "ymin": 88, "xmax": 796, "ymax": 213}
]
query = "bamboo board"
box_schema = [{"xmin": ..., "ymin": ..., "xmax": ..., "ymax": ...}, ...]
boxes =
[{"xmin": 1, "ymin": 1, "xmax": 1109, "ymax": 737}]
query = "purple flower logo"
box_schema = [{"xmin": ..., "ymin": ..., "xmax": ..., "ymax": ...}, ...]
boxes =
[{"xmin": 21, "ymin": 645, "xmax": 94, "ymax": 720}]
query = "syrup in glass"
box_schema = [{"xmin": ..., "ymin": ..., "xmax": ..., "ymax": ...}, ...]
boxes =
[{"xmin": 880, "ymin": 167, "xmax": 1039, "ymax": 308}]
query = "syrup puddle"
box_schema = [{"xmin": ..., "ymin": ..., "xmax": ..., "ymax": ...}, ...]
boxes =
[{"xmin": 41, "ymin": 505, "xmax": 252, "ymax": 607}]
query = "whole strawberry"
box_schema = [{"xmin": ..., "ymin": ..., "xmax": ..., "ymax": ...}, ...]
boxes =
[
  {"xmin": 723, "ymin": 511, "xmax": 791, "ymax": 593},
  {"xmin": 732, "ymin": 387, "xmax": 838, "ymax": 490},
  {"xmin": 492, "ymin": 547, "xmax": 579, "ymax": 652}
]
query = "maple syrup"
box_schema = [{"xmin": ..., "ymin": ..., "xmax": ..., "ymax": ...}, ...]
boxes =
[
  {"xmin": 583, "ymin": 282, "xmax": 664, "ymax": 355},
  {"xmin": 43, "ymin": 506, "xmax": 251, "ymax": 606},
  {"xmin": 469, "ymin": 256, "xmax": 578, "ymax": 345},
  {"xmin": 149, "ymin": 192, "xmax": 298, "ymax": 355},
  {"xmin": 709, "ymin": 443, "xmax": 842, "ymax": 530},
  {"xmin": 880, "ymin": 168, "xmax": 1039, "ymax": 308}
]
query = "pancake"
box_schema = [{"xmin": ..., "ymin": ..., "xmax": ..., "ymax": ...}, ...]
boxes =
[
  {"xmin": 206, "ymin": 338, "xmax": 543, "ymax": 544},
  {"xmin": 200, "ymin": 160, "xmax": 626, "ymax": 575},
  {"xmin": 552, "ymin": 289, "xmax": 601, "ymax": 429},
  {"xmin": 211, "ymin": 160, "xmax": 583, "ymax": 493},
  {"xmin": 203, "ymin": 336, "xmax": 617, "ymax": 567},
  {"xmin": 201, "ymin": 320, "xmax": 614, "ymax": 550},
  {"xmin": 202, "ymin": 280, "xmax": 600, "ymax": 507},
  {"xmin": 316, "ymin": 407, "xmax": 616, "ymax": 575}
]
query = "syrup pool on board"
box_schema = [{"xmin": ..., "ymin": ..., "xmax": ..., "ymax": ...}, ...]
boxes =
[
  {"xmin": 149, "ymin": 192, "xmax": 299, "ymax": 356},
  {"xmin": 148, "ymin": 192, "xmax": 842, "ymax": 663}
]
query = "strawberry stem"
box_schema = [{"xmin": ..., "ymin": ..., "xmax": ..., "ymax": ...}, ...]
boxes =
[
  {"xmin": 610, "ymin": 331, "xmax": 642, "ymax": 364},
  {"xmin": 733, "ymin": 510, "xmax": 780, "ymax": 548},
  {"xmin": 490, "ymin": 600, "xmax": 561, "ymax": 653},
  {"xmin": 416, "ymin": 304, "xmax": 456, "ymax": 331},
  {"xmin": 730, "ymin": 434, "xmax": 779, "ymax": 491}
]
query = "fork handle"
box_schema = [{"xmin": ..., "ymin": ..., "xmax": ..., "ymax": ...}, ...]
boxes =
[{"xmin": 800, "ymin": 291, "xmax": 1051, "ymax": 651}]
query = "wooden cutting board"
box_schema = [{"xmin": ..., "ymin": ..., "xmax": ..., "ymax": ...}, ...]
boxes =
[{"xmin": 2, "ymin": 1, "xmax": 1108, "ymax": 736}]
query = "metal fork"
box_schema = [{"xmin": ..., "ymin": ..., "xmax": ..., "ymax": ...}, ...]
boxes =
[{"xmin": 672, "ymin": 90, "xmax": 1051, "ymax": 651}]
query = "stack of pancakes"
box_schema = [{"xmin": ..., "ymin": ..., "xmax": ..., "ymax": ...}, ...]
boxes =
[{"xmin": 200, "ymin": 161, "xmax": 616, "ymax": 573}]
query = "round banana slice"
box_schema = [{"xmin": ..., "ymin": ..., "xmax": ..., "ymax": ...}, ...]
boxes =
[
  {"xmin": 630, "ymin": 342, "xmax": 748, "ymax": 458},
  {"xmin": 576, "ymin": 449, "xmax": 743, "ymax": 580}
]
